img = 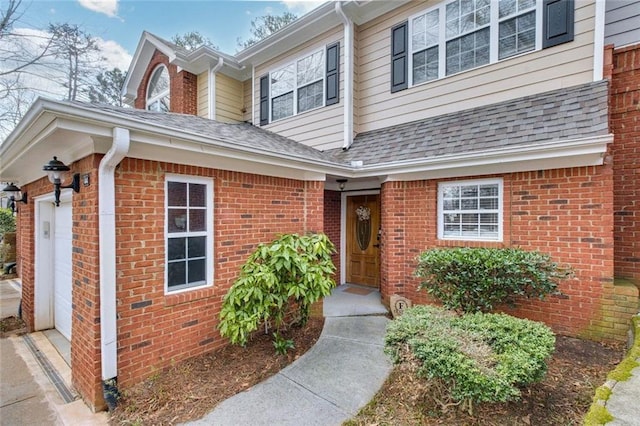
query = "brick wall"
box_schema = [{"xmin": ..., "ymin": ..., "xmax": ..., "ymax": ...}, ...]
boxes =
[
  {"xmin": 17, "ymin": 155, "xmax": 106, "ymax": 409},
  {"xmin": 17, "ymin": 156, "xmax": 324, "ymax": 409},
  {"xmin": 610, "ymin": 43, "xmax": 640, "ymax": 285},
  {"xmin": 323, "ymin": 190, "xmax": 341, "ymax": 280},
  {"xmin": 134, "ymin": 50, "xmax": 198, "ymax": 115},
  {"xmin": 379, "ymin": 166, "xmax": 635, "ymax": 341},
  {"xmin": 113, "ymin": 159, "xmax": 324, "ymax": 390}
]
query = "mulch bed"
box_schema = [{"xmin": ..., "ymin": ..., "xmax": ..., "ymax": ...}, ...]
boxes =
[
  {"xmin": 110, "ymin": 317, "xmax": 324, "ymax": 425},
  {"xmin": 346, "ymin": 335, "xmax": 624, "ymax": 425}
]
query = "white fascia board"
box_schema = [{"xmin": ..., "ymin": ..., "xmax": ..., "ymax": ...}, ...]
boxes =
[
  {"xmin": 236, "ymin": 2, "xmax": 338, "ymax": 65},
  {"xmin": 122, "ymin": 33, "xmax": 179, "ymax": 100},
  {"xmin": 371, "ymin": 135, "xmax": 613, "ymax": 181},
  {"xmin": 1, "ymin": 99, "xmax": 348, "ymax": 182},
  {"xmin": 128, "ymin": 141, "xmax": 326, "ymax": 181}
]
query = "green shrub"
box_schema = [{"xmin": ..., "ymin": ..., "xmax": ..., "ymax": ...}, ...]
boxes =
[
  {"xmin": 0, "ymin": 208, "xmax": 16, "ymax": 236},
  {"xmin": 415, "ymin": 247, "xmax": 571, "ymax": 313},
  {"xmin": 385, "ymin": 305, "xmax": 555, "ymax": 413},
  {"xmin": 218, "ymin": 233, "xmax": 336, "ymax": 350}
]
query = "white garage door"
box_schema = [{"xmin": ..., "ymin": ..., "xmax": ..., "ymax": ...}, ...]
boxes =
[{"xmin": 53, "ymin": 201, "xmax": 73, "ymax": 340}]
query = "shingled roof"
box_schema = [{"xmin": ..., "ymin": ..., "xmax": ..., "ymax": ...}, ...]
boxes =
[
  {"xmin": 328, "ymin": 80, "xmax": 609, "ymax": 166},
  {"xmin": 65, "ymin": 101, "xmax": 336, "ymax": 164}
]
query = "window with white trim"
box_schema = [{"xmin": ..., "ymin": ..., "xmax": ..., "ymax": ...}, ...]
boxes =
[
  {"xmin": 165, "ymin": 176, "xmax": 213, "ymax": 293},
  {"xmin": 409, "ymin": 0, "xmax": 539, "ymax": 85},
  {"xmin": 147, "ymin": 65, "xmax": 170, "ymax": 112},
  {"xmin": 438, "ymin": 178, "xmax": 502, "ymax": 241},
  {"xmin": 270, "ymin": 49, "xmax": 324, "ymax": 121}
]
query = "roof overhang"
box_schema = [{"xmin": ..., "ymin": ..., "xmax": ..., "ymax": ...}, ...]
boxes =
[
  {"xmin": 122, "ymin": 32, "xmax": 246, "ymax": 104},
  {"xmin": 235, "ymin": 1, "xmax": 411, "ymax": 66},
  {"xmin": 0, "ymin": 100, "xmax": 612, "ymax": 188},
  {"xmin": 0, "ymin": 99, "xmax": 345, "ymax": 185},
  {"xmin": 364, "ymin": 135, "xmax": 613, "ymax": 182}
]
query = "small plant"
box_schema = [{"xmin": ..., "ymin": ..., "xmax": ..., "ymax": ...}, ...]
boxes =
[
  {"xmin": 415, "ymin": 247, "xmax": 572, "ymax": 313},
  {"xmin": 0, "ymin": 208, "xmax": 16, "ymax": 236},
  {"xmin": 219, "ymin": 233, "xmax": 336, "ymax": 349},
  {"xmin": 272, "ymin": 333, "xmax": 295, "ymax": 355},
  {"xmin": 385, "ymin": 305, "xmax": 555, "ymax": 415}
]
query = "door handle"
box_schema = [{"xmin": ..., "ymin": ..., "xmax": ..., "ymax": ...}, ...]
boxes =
[{"xmin": 373, "ymin": 244, "xmax": 380, "ymax": 248}]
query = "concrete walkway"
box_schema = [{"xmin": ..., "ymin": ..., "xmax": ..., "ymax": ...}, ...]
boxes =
[
  {"xmin": 186, "ymin": 284, "xmax": 392, "ymax": 426},
  {"xmin": 604, "ymin": 314, "xmax": 640, "ymax": 426},
  {"xmin": 0, "ymin": 279, "xmax": 108, "ymax": 426}
]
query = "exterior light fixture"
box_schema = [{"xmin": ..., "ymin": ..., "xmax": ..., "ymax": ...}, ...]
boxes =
[
  {"xmin": 42, "ymin": 156, "xmax": 80, "ymax": 207},
  {"xmin": 1, "ymin": 183, "xmax": 27, "ymax": 213},
  {"xmin": 337, "ymin": 179, "xmax": 348, "ymax": 191}
]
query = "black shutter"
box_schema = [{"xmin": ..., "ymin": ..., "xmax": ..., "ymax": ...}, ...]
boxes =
[
  {"xmin": 326, "ymin": 42, "xmax": 340, "ymax": 106},
  {"xmin": 390, "ymin": 21, "xmax": 408, "ymax": 93},
  {"xmin": 259, "ymin": 75, "xmax": 269, "ymax": 126},
  {"xmin": 542, "ymin": 0, "xmax": 574, "ymax": 49}
]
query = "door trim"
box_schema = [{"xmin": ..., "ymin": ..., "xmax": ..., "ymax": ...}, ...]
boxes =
[
  {"xmin": 340, "ymin": 190, "xmax": 380, "ymax": 285},
  {"xmin": 34, "ymin": 190, "xmax": 73, "ymax": 333}
]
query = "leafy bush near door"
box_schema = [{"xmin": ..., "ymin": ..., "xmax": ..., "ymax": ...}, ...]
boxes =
[
  {"xmin": 385, "ymin": 305, "xmax": 555, "ymax": 415},
  {"xmin": 218, "ymin": 233, "xmax": 336, "ymax": 350},
  {"xmin": 415, "ymin": 247, "xmax": 572, "ymax": 313}
]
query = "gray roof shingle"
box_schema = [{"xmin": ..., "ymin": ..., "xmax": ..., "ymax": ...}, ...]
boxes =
[
  {"xmin": 327, "ymin": 80, "xmax": 609, "ymax": 166},
  {"xmin": 65, "ymin": 101, "xmax": 335, "ymax": 164},
  {"xmin": 62, "ymin": 80, "xmax": 608, "ymax": 170}
]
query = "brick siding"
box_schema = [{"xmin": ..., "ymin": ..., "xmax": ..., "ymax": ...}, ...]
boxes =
[
  {"xmin": 610, "ymin": 43, "xmax": 640, "ymax": 285},
  {"xmin": 378, "ymin": 166, "xmax": 636, "ymax": 341},
  {"xmin": 134, "ymin": 50, "xmax": 197, "ymax": 115},
  {"xmin": 16, "ymin": 155, "xmax": 324, "ymax": 409},
  {"xmin": 323, "ymin": 190, "xmax": 341, "ymax": 280},
  {"xmin": 112, "ymin": 159, "xmax": 323, "ymax": 397}
]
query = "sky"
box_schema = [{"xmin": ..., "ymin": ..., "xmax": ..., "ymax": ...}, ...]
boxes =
[
  {"xmin": 18, "ymin": 0, "xmax": 324, "ymax": 67},
  {"xmin": 0, "ymin": 0, "xmax": 324, "ymax": 138}
]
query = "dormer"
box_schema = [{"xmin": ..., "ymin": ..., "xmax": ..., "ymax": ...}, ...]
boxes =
[{"xmin": 123, "ymin": 31, "xmax": 249, "ymax": 121}]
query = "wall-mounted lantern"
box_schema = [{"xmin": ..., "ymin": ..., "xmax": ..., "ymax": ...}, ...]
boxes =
[
  {"xmin": 337, "ymin": 178, "xmax": 348, "ymax": 191},
  {"xmin": 42, "ymin": 157, "xmax": 80, "ymax": 207},
  {"xmin": 1, "ymin": 183, "xmax": 27, "ymax": 213}
]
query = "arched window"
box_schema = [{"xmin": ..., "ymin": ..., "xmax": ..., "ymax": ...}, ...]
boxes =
[{"xmin": 146, "ymin": 65, "xmax": 170, "ymax": 112}]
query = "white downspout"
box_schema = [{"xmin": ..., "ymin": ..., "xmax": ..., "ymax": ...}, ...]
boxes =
[
  {"xmin": 335, "ymin": 1, "xmax": 354, "ymax": 150},
  {"xmin": 593, "ymin": 0, "xmax": 606, "ymax": 81},
  {"xmin": 208, "ymin": 57, "xmax": 224, "ymax": 120},
  {"xmin": 98, "ymin": 127, "xmax": 130, "ymax": 394},
  {"xmin": 251, "ymin": 65, "xmax": 255, "ymax": 125}
]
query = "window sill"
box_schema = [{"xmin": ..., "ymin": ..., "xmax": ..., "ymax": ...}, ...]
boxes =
[
  {"xmin": 408, "ymin": 46, "xmax": 539, "ymax": 91},
  {"xmin": 164, "ymin": 284, "xmax": 215, "ymax": 307},
  {"xmin": 436, "ymin": 239, "xmax": 506, "ymax": 249},
  {"xmin": 267, "ymin": 102, "xmax": 337, "ymax": 125}
]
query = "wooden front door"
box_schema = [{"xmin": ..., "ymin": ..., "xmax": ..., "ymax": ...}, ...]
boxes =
[{"xmin": 346, "ymin": 194, "xmax": 380, "ymax": 287}]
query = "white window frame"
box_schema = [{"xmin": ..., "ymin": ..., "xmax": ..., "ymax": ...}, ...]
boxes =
[
  {"xmin": 408, "ymin": 0, "xmax": 543, "ymax": 87},
  {"xmin": 164, "ymin": 174, "xmax": 214, "ymax": 294},
  {"xmin": 437, "ymin": 178, "xmax": 503, "ymax": 242},
  {"xmin": 269, "ymin": 48, "xmax": 325, "ymax": 122},
  {"xmin": 146, "ymin": 65, "xmax": 170, "ymax": 112}
]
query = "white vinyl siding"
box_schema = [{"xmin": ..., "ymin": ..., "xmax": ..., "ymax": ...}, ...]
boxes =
[
  {"xmin": 357, "ymin": 0, "xmax": 595, "ymax": 134},
  {"xmin": 165, "ymin": 175, "xmax": 214, "ymax": 294},
  {"xmin": 438, "ymin": 178, "xmax": 503, "ymax": 241},
  {"xmin": 197, "ymin": 71, "xmax": 209, "ymax": 118},
  {"xmin": 254, "ymin": 26, "xmax": 344, "ymax": 151},
  {"xmin": 604, "ymin": 0, "xmax": 640, "ymax": 48},
  {"xmin": 216, "ymin": 73, "xmax": 244, "ymax": 123}
]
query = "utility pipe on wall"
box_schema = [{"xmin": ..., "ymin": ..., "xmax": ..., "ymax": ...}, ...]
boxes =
[
  {"xmin": 98, "ymin": 127, "xmax": 130, "ymax": 406},
  {"xmin": 335, "ymin": 1, "xmax": 354, "ymax": 150}
]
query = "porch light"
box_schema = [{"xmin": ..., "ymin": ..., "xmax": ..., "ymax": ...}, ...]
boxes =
[
  {"xmin": 42, "ymin": 156, "xmax": 80, "ymax": 207},
  {"xmin": 337, "ymin": 179, "xmax": 348, "ymax": 191},
  {"xmin": 1, "ymin": 183, "xmax": 27, "ymax": 213}
]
